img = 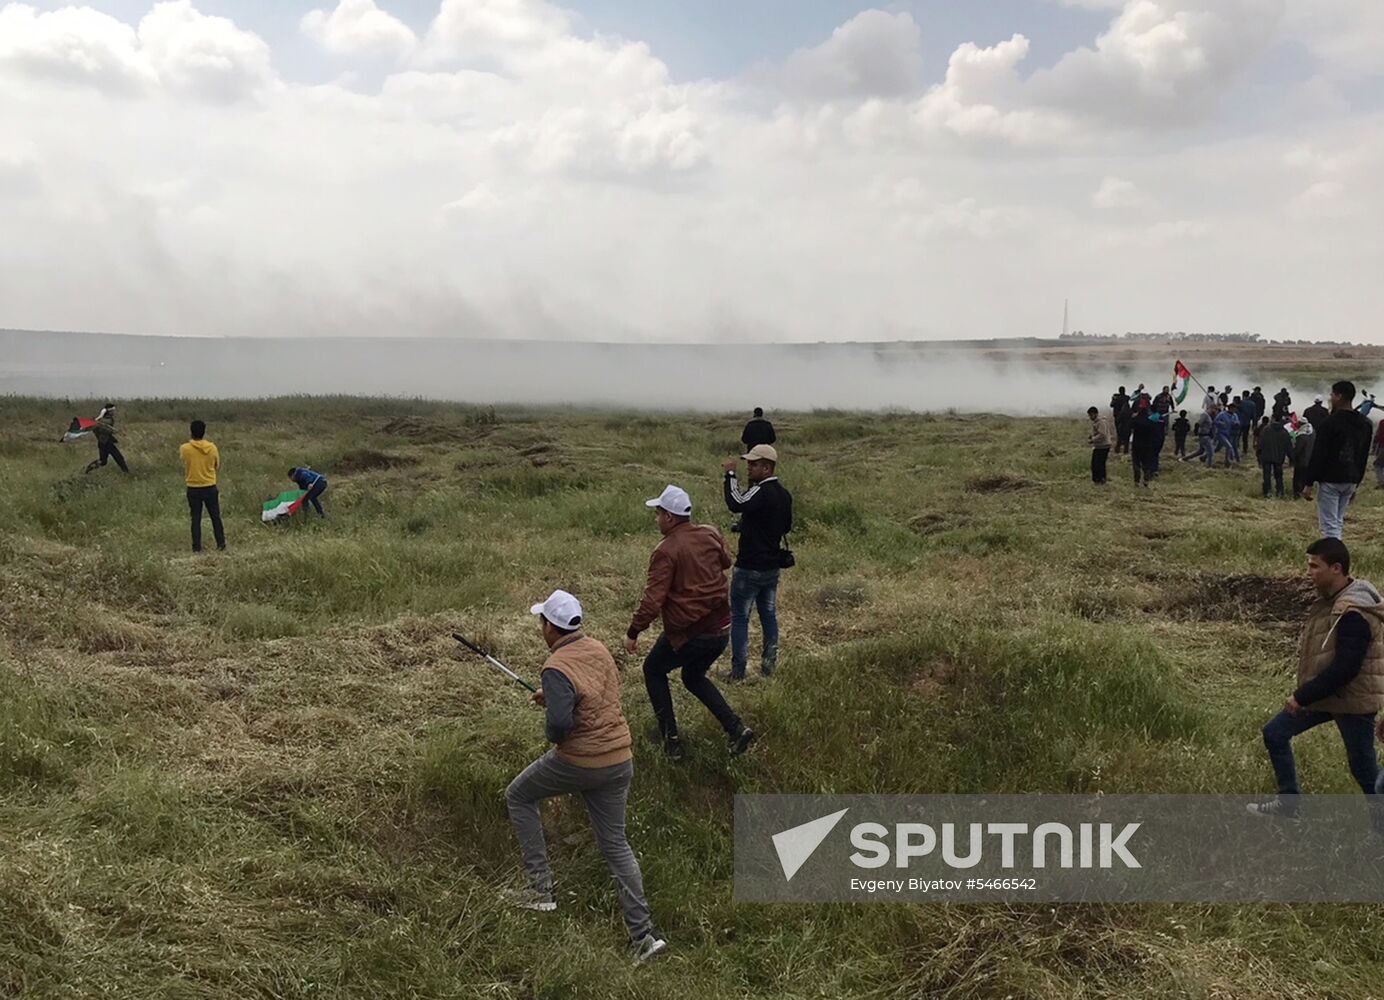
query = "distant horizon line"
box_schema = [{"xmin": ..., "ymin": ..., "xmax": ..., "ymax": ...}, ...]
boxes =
[{"xmin": 1, "ymin": 328, "xmax": 1373, "ymax": 350}]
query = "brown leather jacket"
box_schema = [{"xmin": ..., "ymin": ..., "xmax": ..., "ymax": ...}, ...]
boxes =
[{"xmin": 628, "ymin": 521, "xmax": 732, "ymax": 650}]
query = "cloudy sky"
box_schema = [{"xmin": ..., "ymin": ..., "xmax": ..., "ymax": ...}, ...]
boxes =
[{"xmin": 1, "ymin": 0, "xmax": 1380, "ymax": 342}]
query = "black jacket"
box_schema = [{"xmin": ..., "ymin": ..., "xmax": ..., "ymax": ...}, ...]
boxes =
[
  {"xmin": 1130, "ymin": 411, "xmax": 1159, "ymax": 449},
  {"xmin": 1305, "ymin": 408, "xmax": 1374, "ymax": 486},
  {"xmin": 1172, "ymin": 416, "xmax": 1190, "ymax": 438},
  {"xmin": 1256, "ymin": 423, "xmax": 1292, "ymax": 464},
  {"xmin": 1303, "ymin": 403, "xmax": 1329, "ymax": 431},
  {"xmin": 724, "ymin": 474, "xmax": 793, "ymax": 571},
  {"xmin": 741, "ymin": 418, "xmax": 776, "ymax": 448}
]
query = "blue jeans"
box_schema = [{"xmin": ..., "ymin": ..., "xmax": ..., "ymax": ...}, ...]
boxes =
[
  {"xmin": 730, "ymin": 567, "xmax": 780, "ymax": 678},
  {"xmin": 1261, "ymin": 708, "xmax": 1378, "ymax": 799},
  {"xmin": 1317, "ymin": 482, "xmax": 1356, "ymax": 539}
]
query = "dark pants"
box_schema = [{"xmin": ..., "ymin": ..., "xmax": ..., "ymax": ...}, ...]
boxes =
[
  {"xmin": 1292, "ymin": 464, "xmax": 1308, "ymax": 499},
  {"xmin": 86, "ymin": 439, "xmax": 129, "ymax": 473},
  {"xmin": 1091, "ymin": 447, "xmax": 1109, "ymax": 483},
  {"xmin": 1115, "ymin": 420, "xmax": 1131, "ymax": 454},
  {"xmin": 1174, "ymin": 433, "xmax": 1187, "ymax": 457},
  {"xmin": 1261, "ymin": 708, "xmax": 1379, "ymax": 799},
  {"xmin": 730, "ymin": 567, "xmax": 781, "ymax": 677},
  {"xmin": 1152, "ymin": 423, "xmax": 1166, "ymax": 474},
  {"xmin": 187, "ymin": 486, "xmax": 226, "ymax": 552},
  {"xmin": 302, "ymin": 478, "xmax": 327, "ymax": 516},
  {"xmin": 642, "ymin": 632, "xmax": 742, "ymax": 740},
  {"xmin": 1261, "ymin": 461, "xmax": 1284, "ymax": 497},
  {"xmin": 1131, "ymin": 445, "xmax": 1156, "ymax": 485}
]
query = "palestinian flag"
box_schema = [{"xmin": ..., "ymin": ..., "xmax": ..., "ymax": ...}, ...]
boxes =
[
  {"xmin": 61, "ymin": 417, "xmax": 98, "ymax": 444},
  {"xmin": 1172, "ymin": 360, "xmax": 1194, "ymax": 406},
  {"xmin": 262, "ymin": 489, "xmax": 307, "ymax": 523}
]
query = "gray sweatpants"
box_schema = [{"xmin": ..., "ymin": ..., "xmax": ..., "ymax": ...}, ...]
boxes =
[{"xmin": 505, "ymin": 749, "xmax": 652, "ymax": 940}]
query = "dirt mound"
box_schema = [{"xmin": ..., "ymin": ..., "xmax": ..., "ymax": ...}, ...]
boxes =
[
  {"xmin": 519, "ymin": 443, "xmax": 559, "ymax": 467},
  {"xmin": 910, "ymin": 656, "xmax": 960, "ymax": 699},
  {"xmin": 965, "ymin": 474, "xmax": 1036, "ymax": 494},
  {"xmin": 334, "ymin": 450, "xmax": 421, "ymax": 475},
  {"xmin": 1159, "ymin": 574, "xmax": 1314, "ymax": 626}
]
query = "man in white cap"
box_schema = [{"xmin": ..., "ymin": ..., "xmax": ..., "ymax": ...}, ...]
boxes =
[
  {"xmin": 723, "ymin": 444, "xmax": 794, "ymax": 679},
  {"xmin": 504, "ymin": 589, "xmax": 667, "ymax": 964},
  {"xmin": 626, "ymin": 485, "xmax": 756, "ymax": 760}
]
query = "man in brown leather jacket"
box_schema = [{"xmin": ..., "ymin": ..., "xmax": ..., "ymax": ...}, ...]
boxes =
[{"xmin": 626, "ymin": 485, "xmax": 756, "ymax": 761}]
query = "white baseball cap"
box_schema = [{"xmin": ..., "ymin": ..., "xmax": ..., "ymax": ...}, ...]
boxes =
[
  {"xmin": 1315, "ymin": 394, "xmax": 1324, "ymax": 403},
  {"xmin": 645, "ymin": 484, "xmax": 692, "ymax": 516},
  {"xmin": 530, "ymin": 589, "xmax": 583, "ymax": 630}
]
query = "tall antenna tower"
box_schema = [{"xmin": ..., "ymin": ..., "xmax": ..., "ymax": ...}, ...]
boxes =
[{"xmin": 1062, "ymin": 298, "xmax": 1069, "ymax": 338}]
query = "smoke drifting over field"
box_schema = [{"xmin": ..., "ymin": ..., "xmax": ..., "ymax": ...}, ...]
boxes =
[{"xmin": 0, "ymin": 330, "xmax": 1329, "ymax": 415}]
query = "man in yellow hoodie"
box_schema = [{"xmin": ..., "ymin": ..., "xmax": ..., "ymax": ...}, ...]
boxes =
[{"xmin": 179, "ymin": 420, "xmax": 225, "ymax": 552}]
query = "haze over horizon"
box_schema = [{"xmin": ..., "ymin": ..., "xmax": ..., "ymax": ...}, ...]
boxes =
[{"xmin": 2, "ymin": 0, "xmax": 1381, "ymax": 345}]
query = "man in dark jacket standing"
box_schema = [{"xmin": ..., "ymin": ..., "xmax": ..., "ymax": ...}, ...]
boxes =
[
  {"xmin": 1257, "ymin": 417, "xmax": 1292, "ymax": 498},
  {"xmin": 627, "ymin": 485, "xmax": 755, "ymax": 760},
  {"xmin": 723, "ymin": 444, "xmax": 794, "ymax": 679},
  {"xmin": 1110, "ymin": 387, "xmax": 1132, "ymax": 456},
  {"xmin": 1291, "ymin": 422, "xmax": 1315, "ymax": 500},
  {"xmin": 741, "ymin": 408, "xmax": 776, "ymax": 449},
  {"xmin": 1238, "ymin": 390, "xmax": 1258, "ymax": 454},
  {"xmin": 1302, "ymin": 381, "xmax": 1374, "ymax": 539},
  {"xmin": 1303, "ymin": 395, "xmax": 1330, "ymax": 433}
]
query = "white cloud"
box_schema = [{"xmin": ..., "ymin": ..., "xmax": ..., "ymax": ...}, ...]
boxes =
[
  {"xmin": 137, "ymin": 1, "xmax": 275, "ymax": 103},
  {"xmin": 0, "ymin": 4, "xmax": 153, "ymax": 94},
  {"xmin": 0, "ymin": 1, "xmax": 1381, "ymax": 345},
  {"xmin": 302, "ymin": 0, "xmax": 417, "ymax": 62},
  {"xmin": 774, "ymin": 10, "xmax": 924, "ymax": 102},
  {"xmin": 0, "ymin": 1, "xmax": 274, "ymax": 102},
  {"xmin": 1093, "ymin": 176, "xmax": 1149, "ymax": 209},
  {"xmin": 1032, "ymin": 0, "xmax": 1287, "ymax": 125},
  {"xmin": 1284, "ymin": 0, "xmax": 1384, "ymax": 77}
]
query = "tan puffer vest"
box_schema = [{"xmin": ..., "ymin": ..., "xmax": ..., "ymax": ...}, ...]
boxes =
[
  {"xmin": 1297, "ymin": 579, "xmax": 1384, "ymax": 714},
  {"xmin": 543, "ymin": 633, "xmax": 633, "ymax": 768}
]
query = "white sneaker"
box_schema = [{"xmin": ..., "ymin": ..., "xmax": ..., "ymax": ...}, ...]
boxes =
[
  {"xmin": 1246, "ymin": 798, "xmax": 1299, "ymax": 820},
  {"xmin": 629, "ymin": 933, "xmax": 668, "ymax": 965},
  {"xmin": 500, "ymin": 887, "xmax": 557, "ymax": 912}
]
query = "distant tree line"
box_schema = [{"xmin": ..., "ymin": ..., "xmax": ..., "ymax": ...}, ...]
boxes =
[{"xmin": 1058, "ymin": 331, "xmax": 1359, "ymax": 346}]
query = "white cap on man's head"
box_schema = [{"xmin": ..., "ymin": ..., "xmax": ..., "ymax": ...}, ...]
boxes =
[
  {"xmin": 1315, "ymin": 394, "xmax": 1324, "ymax": 403},
  {"xmin": 530, "ymin": 589, "xmax": 583, "ymax": 630},
  {"xmin": 645, "ymin": 484, "xmax": 692, "ymax": 516},
  {"xmin": 741, "ymin": 444, "xmax": 778, "ymax": 463}
]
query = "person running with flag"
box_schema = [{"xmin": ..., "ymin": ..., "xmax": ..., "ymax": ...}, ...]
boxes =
[
  {"xmin": 503, "ymin": 589, "xmax": 667, "ymax": 965},
  {"xmin": 83, "ymin": 403, "xmax": 130, "ymax": 475}
]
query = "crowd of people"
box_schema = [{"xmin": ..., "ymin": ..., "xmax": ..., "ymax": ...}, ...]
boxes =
[
  {"xmin": 1086, "ymin": 375, "xmax": 1384, "ymax": 827},
  {"xmin": 1089, "ymin": 378, "xmax": 1379, "ymax": 540}
]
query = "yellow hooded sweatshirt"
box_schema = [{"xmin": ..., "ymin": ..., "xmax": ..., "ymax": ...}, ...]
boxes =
[{"xmin": 180, "ymin": 438, "xmax": 220, "ymax": 487}]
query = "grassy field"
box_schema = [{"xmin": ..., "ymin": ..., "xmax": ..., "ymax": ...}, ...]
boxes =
[{"xmin": 3, "ymin": 395, "xmax": 1384, "ymax": 999}]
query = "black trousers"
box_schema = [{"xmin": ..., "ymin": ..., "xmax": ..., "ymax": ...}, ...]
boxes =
[
  {"xmin": 187, "ymin": 486, "xmax": 226, "ymax": 551},
  {"xmin": 1174, "ymin": 433, "xmax": 1188, "ymax": 456},
  {"xmin": 1132, "ymin": 445, "xmax": 1156, "ymax": 484},
  {"xmin": 642, "ymin": 632, "xmax": 742, "ymax": 740},
  {"xmin": 302, "ymin": 479, "xmax": 327, "ymax": 516},
  {"xmin": 86, "ymin": 439, "xmax": 128, "ymax": 473},
  {"xmin": 1261, "ymin": 461, "xmax": 1285, "ymax": 497},
  {"xmin": 1091, "ymin": 447, "xmax": 1109, "ymax": 483}
]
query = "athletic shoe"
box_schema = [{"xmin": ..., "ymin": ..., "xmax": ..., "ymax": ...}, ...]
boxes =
[
  {"xmin": 662, "ymin": 736, "xmax": 686, "ymax": 762},
  {"xmin": 1246, "ymin": 798, "xmax": 1298, "ymax": 820},
  {"xmin": 629, "ymin": 933, "xmax": 668, "ymax": 965},
  {"xmin": 731, "ymin": 728, "xmax": 757, "ymax": 757},
  {"xmin": 500, "ymin": 887, "xmax": 557, "ymax": 912}
]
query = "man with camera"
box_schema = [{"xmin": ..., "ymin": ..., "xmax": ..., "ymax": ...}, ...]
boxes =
[{"xmin": 723, "ymin": 444, "xmax": 794, "ymax": 681}]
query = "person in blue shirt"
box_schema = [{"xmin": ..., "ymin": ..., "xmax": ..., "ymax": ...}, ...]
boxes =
[
  {"xmin": 1214, "ymin": 405, "xmax": 1240, "ymax": 467},
  {"xmin": 289, "ymin": 467, "xmax": 328, "ymax": 517}
]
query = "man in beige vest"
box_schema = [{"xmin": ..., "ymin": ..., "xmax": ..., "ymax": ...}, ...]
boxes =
[
  {"xmin": 504, "ymin": 590, "xmax": 667, "ymax": 964},
  {"xmin": 1249, "ymin": 538, "xmax": 1384, "ymax": 817}
]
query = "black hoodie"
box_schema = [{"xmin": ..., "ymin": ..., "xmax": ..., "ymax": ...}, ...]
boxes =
[{"xmin": 1304, "ymin": 408, "xmax": 1374, "ymax": 486}]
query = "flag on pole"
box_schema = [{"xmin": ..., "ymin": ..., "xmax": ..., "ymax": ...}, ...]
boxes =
[
  {"xmin": 1172, "ymin": 360, "xmax": 1194, "ymax": 406},
  {"xmin": 262, "ymin": 489, "xmax": 307, "ymax": 523}
]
